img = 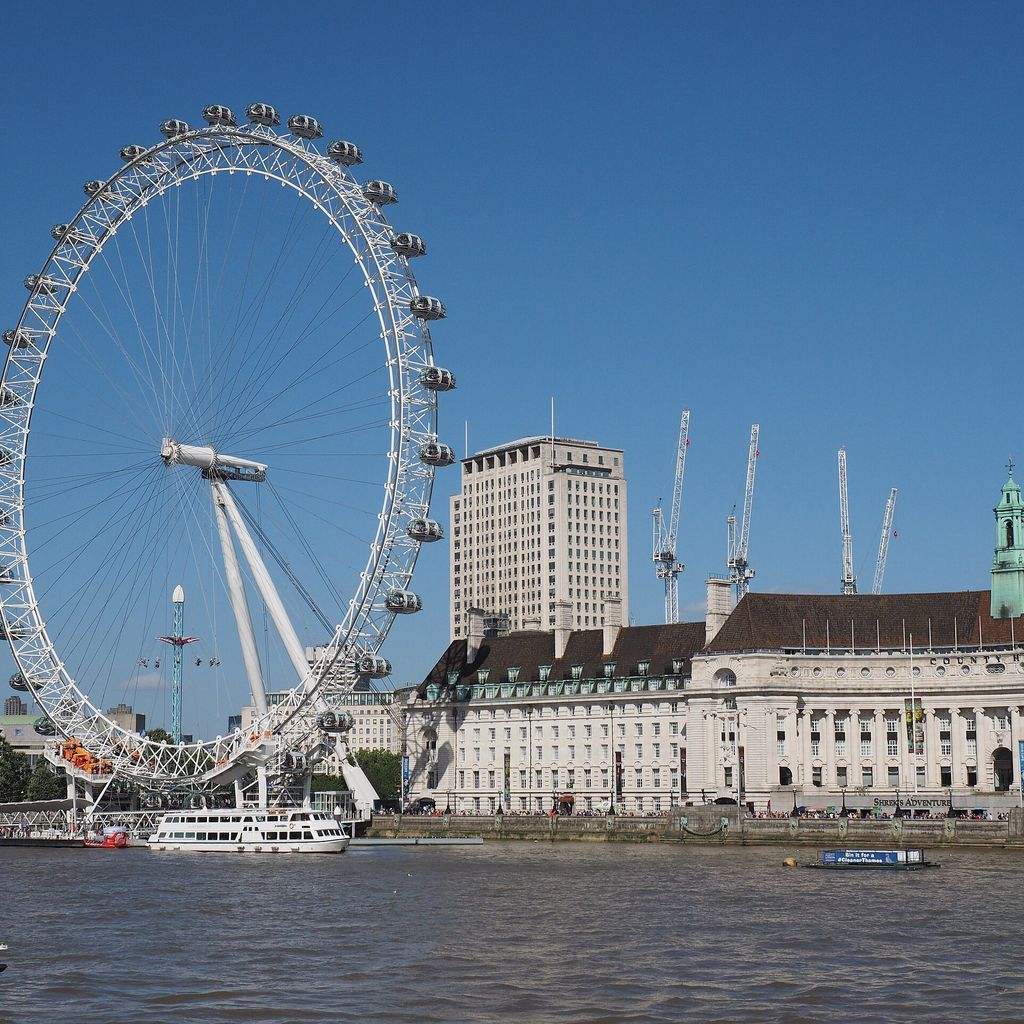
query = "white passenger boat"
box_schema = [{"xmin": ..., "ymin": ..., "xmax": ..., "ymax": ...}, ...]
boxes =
[{"xmin": 148, "ymin": 808, "xmax": 349, "ymax": 853}]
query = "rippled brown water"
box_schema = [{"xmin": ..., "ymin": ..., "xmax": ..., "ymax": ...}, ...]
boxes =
[{"xmin": 2, "ymin": 842, "xmax": 1024, "ymax": 1023}]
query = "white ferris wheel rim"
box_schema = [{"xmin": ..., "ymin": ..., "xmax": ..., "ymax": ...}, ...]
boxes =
[{"xmin": 0, "ymin": 111, "xmax": 445, "ymax": 785}]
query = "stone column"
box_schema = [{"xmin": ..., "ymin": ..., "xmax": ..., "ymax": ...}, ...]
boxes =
[
  {"xmin": 873, "ymin": 707, "xmax": 887, "ymax": 790},
  {"xmin": 974, "ymin": 707, "xmax": 990, "ymax": 789},
  {"xmin": 824, "ymin": 709, "xmax": 836, "ymax": 790},
  {"xmin": 799, "ymin": 709, "xmax": 813, "ymax": 790},
  {"xmin": 950, "ymin": 707, "xmax": 963, "ymax": 787},
  {"xmin": 1012, "ymin": 705, "xmax": 1023, "ymax": 793},
  {"xmin": 923, "ymin": 708, "xmax": 937, "ymax": 791}
]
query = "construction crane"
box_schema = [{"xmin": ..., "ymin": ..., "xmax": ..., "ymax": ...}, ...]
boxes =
[
  {"xmin": 652, "ymin": 410, "xmax": 690, "ymax": 623},
  {"xmin": 872, "ymin": 487, "xmax": 898, "ymax": 594},
  {"xmin": 727, "ymin": 424, "xmax": 759, "ymax": 599},
  {"xmin": 838, "ymin": 448, "xmax": 857, "ymax": 595}
]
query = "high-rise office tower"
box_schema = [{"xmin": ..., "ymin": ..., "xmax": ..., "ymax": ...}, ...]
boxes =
[{"xmin": 450, "ymin": 436, "xmax": 628, "ymax": 639}]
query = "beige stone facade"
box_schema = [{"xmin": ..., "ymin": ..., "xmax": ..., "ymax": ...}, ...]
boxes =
[{"xmin": 406, "ymin": 589, "xmax": 1024, "ymax": 815}]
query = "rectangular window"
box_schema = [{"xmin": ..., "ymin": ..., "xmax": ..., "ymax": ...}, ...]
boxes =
[
  {"xmin": 724, "ymin": 767, "xmax": 733, "ymax": 788},
  {"xmin": 812, "ymin": 766, "xmax": 822, "ymax": 787},
  {"xmin": 861, "ymin": 767, "xmax": 873, "ymax": 788},
  {"xmin": 940, "ymin": 766, "xmax": 952, "ymax": 787},
  {"xmin": 916, "ymin": 765, "xmax": 927, "ymax": 788},
  {"xmin": 836, "ymin": 766, "xmax": 848, "ymax": 788},
  {"xmin": 887, "ymin": 766, "xmax": 899, "ymax": 788}
]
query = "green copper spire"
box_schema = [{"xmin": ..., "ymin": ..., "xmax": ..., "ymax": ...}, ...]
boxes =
[{"xmin": 991, "ymin": 458, "xmax": 1024, "ymax": 618}]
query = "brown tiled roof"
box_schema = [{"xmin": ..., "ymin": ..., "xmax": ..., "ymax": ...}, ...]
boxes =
[
  {"xmin": 705, "ymin": 590, "xmax": 1017, "ymax": 653},
  {"xmin": 419, "ymin": 621, "xmax": 707, "ymax": 694}
]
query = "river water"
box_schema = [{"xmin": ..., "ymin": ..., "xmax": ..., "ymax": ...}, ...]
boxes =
[{"xmin": 2, "ymin": 841, "xmax": 1024, "ymax": 1023}]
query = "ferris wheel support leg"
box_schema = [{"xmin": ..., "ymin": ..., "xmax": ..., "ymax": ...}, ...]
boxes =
[
  {"xmin": 215, "ymin": 480, "xmax": 311, "ymax": 687},
  {"xmin": 212, "ymin": 485, "xmax": 269, "ymax": 717}
]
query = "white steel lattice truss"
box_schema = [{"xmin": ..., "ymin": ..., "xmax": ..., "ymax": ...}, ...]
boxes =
[{"xmin": 0, "ymin": 116, "xmax": 448, "ymax": 787}]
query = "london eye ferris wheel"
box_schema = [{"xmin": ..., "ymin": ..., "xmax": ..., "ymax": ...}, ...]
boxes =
[{"xmin": 1, "ymin": 102, "xmax": 455, "ymax": 792}]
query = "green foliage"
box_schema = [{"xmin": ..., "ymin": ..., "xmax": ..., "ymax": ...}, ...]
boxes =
[
  {"xmin": 146, "ymin": 727, "xmax": 174, "ymax": 744},
  {"xmin": 25, "ymin": 759, "xmax": 65, "ymax": 801},
  {"xmin": 0, "ymin": 734, "xmax": 30, "ymax": 802},
  {"xmin": 310, "ymin": 773, "xmax": 346, "ymax": 793},
  {"xmin": 353, "ymin": 748, "xmax": 401, "ymax": 799}
]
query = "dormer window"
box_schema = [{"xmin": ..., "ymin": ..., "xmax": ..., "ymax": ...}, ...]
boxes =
[
  {"xmin": 447, "ymin": 671, "xmax": 459, "ymax": 686},
  {"xmin": 538, "ymin": 665, "xmax": 552, "ymax": 682},
  {"xmin": 477, "ymin": 669, "xmax": 489, "ymax": 684},
  {"xmin": 571, "ymin": 664, "xmax": 584, "ymax": 680},
  {"xmin": 671, "ymin": 658, "xmax": 684, "ymax": 675},
  {"xmin": 604, "ymin": 662, "xmax": 616, "ymax": 678},
  {"xmin": 507, "ymin": 666, "xmax": 520, "ymax": 683},
  {"xmin": 637, "ymin": 660, "xmax": 650, "ymax": 677}
]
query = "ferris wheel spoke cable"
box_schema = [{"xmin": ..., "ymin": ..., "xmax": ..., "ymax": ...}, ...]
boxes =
[
  {"xmin": 85, "ymin": 472, "xmax": 181, "ymax": 707},
  {"xmin": 172, "ymin": 198, "xmax": 316, "ymax": 446},
  {"xmin": 218, "ymin": 310, "xmax": 378, "ymax": 445},
  {"xmin": 28, "ymin": 461, "xmax": 154, "ymax": 552},
  {"xmin": 224, "ymin": 386, "xmax": 390, "ymax": 447},
  {"xmin": 197, "ymin": 193, "xmax": 311, "ymax": 439},
  {"xmin": 72, "ymin": 279, "xmax": 166, "ymax": 437},
  {"xmin": 38, "ymin": 465, "xmax": 167, "ymax": 628},
  {"xmin": 207, "ymin": 215, "xmax": 345, "ymax": 442},
  {"xmin": 46, "ymin": 468, "xmax": 168, "ymax": 681},
  {"xmin": 123, "ymin": 209, "xmax": 204, "ymax": 438},
  {"xmin": 61, "ymin": 316, "xmax": 164, "ymax": 445}
]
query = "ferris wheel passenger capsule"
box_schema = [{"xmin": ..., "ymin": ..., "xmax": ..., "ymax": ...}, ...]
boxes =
[
  {"xmin": 410, "ymin": 296, "xmax": 446, "ymax": 321},
  {"xmin": 51, "ymin": 224, "xmax": 91, "ymax": 245},
  {"xmin": 327, "ymin": 140, "xmax": 362, "ymax": 165},
  {"xmin": 9, "ymin": 672, "xmax": 28, "ymax": 692},
  {"xmin": 84, "ymin": 180, "xmax": 106, "ymax": 198},
  {"xmin": 33, "ymin": 716, "xmax": 56, "ymax": 737},
  {"xmin": 288, "ymin": 114, "xmax": 322, "ymax": 140},
  {"xmin": 160, "ymin": 119, "xmax": 190, "ymax": 138},
  {"xmin": 202, "ymin": 104, "xmax": 237, "ymax": 127},
  {"xmin": 407, "ymin": 518, "xmax": 444, "ymax": 542},
  {"xmin": 3, "ymin": 330, "xmax": 31, "ymax": 349},
  {"xmin": 386, "ymin": 589, "xmax": 422, "ymax": 614},
  {"xmin": 23, "ymin": 275, "xmax": 60, "ymax": 296},
  {"xmin": 420, "ymin": 367, "xmax": 456, "ymax": 391},
  {"xmin": 0, "ymin": 388, "xmax": 18, "ymax": 408},
  {"xmin": 418, "ymin": 441, "xmax": 456, "ymax": 467},
  {"xmin": 391, "ymin": 233, "xmax": 427, "ymax": 258},
  {"xmin": 246, "ymin": 103, "xmax": 280, "ymax": 126},
  {"xmin": 119, "ymin": 144, "xmax": 148, "ymax": 163},
  {"xmin": 357, "ymin": 654, "xmax": 392, "ymax": 678},
  {"xmin": 362, "ymin": 180, "xmax": 398, "ymax": 205}
]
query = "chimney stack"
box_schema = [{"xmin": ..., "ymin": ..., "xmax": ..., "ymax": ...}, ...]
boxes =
[
  {"xmin": 466, "ymin": 607, "xmax": 487, "ymax": 664},
  {"xmin": 554, "ymin": 600, "xmax": 573, "ymax": 660},
  {"xmin": 705, "ymin": 577, "xmax": 733, "ymax": 646},
  {"xmin": 602, "ymin": 593, "xmax": 622, "ymax": 657}
]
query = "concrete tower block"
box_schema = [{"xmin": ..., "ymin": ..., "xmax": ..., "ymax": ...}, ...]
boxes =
[
  {"xmin": 466, "ymin": 607, "xmax": 487, "ymax": 664},
  {"xmin": 554, "ymin": 600, "xmax": 573, "ymax": 660},
  {"xmin": 602, "ymin": 593, "xmax": 622, "ymax": 657},
  {"xmin": 705, "ymin": 577, "xmax": 733, "ymax": 645}
]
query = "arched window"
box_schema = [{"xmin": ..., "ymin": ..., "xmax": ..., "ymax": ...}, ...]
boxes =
[
  {"xmin": 1007, "ymin": 519, "xmax": 1015, "ymax": 548},
  {"xmin": 714, "ymin": 668, "xmax": 737, "ymax": 688}
]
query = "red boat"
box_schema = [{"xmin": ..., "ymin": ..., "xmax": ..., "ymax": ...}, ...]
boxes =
[{"xmin": 83, "ymin": 827, "xmax": 128, "ymax": 848}]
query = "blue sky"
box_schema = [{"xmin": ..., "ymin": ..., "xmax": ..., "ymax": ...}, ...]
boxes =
[{"xmin": 1, "ymin": 3, "xmax": 1022, "ymax": 736}]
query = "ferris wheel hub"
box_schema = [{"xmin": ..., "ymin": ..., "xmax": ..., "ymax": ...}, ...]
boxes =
[{"xmin": 160, "ymin": 439, "xmax": 267, "ymax": 482}]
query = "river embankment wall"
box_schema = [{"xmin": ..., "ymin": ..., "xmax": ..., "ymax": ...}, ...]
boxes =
[{"xmin": 367, "ymin": 807, "xmax": 1024, "ymax": 848}]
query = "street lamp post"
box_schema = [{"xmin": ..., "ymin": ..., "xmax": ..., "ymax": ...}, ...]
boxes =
[{"xmin": 607, "ymin": 701, "xmax": 616, "ymax": 815}]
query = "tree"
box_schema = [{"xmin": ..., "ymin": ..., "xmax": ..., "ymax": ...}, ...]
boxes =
[
  {"xmin": 310, "ymin": 773, "xmax": 346, "ymax": 793},
  {"xmin": 353, "ymin": 748, "xmax": 401, "ymax": 799},
  {"xmin": 146, "ymin": 727, "xmax": 173, "ymax": 744},
  {"xmin": 0, "ymin": 734, "xmax": 30, "ymax": 802},
  {"xmin": 26, "ymin": 759, "xmax": 65, "ymax": 801}
]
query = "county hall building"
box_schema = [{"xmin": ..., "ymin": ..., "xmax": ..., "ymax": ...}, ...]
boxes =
[{"xmin": 403, "ymin": 469, "xmax": 1024, "ymax": 815}]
